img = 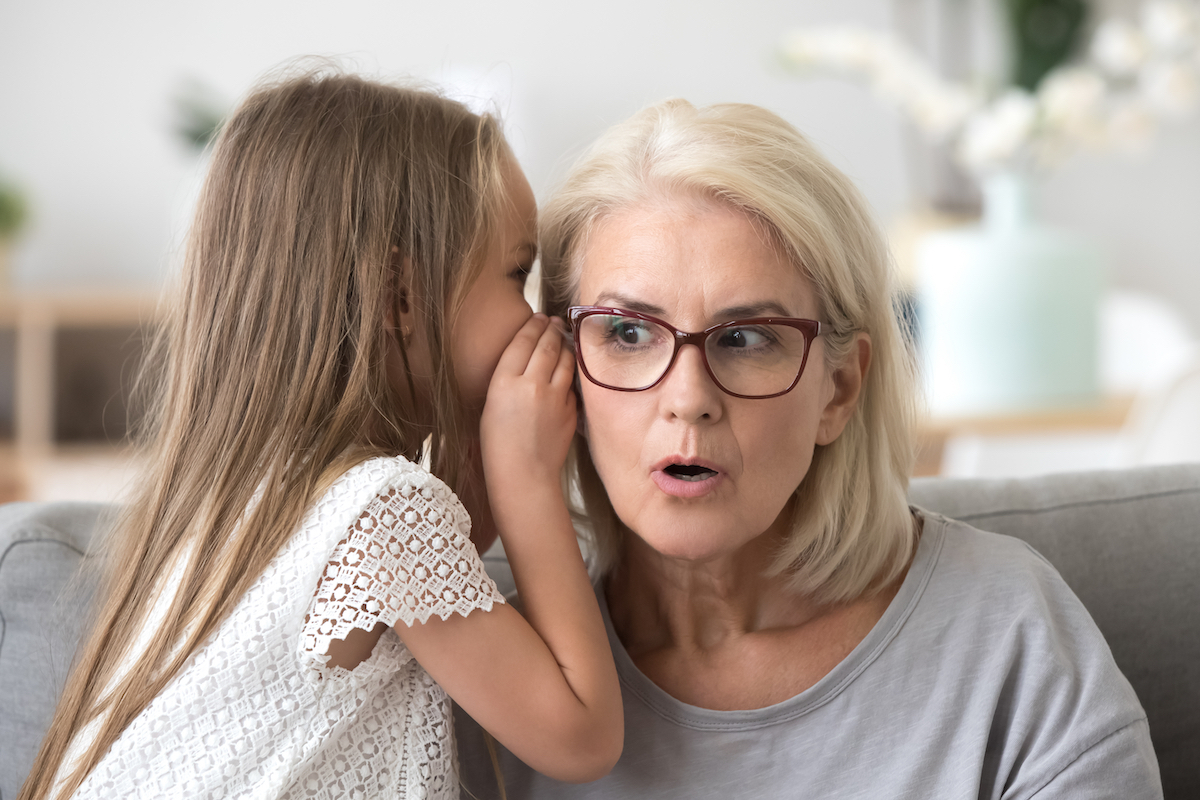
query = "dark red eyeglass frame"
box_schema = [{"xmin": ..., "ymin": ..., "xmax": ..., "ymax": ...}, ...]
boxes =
[{"xmin": 566, "ymin": 305, "xmax": 825, "ymax": 400}]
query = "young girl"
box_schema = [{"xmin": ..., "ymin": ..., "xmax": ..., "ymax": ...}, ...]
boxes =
[{"xmin": 20, "ymin": 71, "xmax": 622, "ymax": 800}]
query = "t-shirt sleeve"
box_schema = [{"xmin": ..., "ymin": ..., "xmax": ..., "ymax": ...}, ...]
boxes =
[
  {"xmin": 949, "ymin": 531, "xmax": 1163, "ymax": 800},
  {"xmin": 300, "ymin": 471, "xmax": 505, "ymax": 674},
  {"xmin": 1022, "ymin": 718, "xmax": 1162, "ymax": 800}
]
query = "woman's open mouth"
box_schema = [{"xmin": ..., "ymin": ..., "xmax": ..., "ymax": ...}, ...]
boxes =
[
  {"xmin": 663, "ymin": 464, "xmax": 718, "ymax": 482},
  {"xmin": 652, "ymin": 460, "xmax": 723, "ymax": 498}
]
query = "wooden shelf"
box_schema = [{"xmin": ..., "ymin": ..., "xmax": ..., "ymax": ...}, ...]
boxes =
[
  {"xmin": 0, "ymin": 290, "xmax": 159, "ymax": 459},
  {"xmin": 915, "ymin": 396, "xmax": 1135, "ymax": 476}
]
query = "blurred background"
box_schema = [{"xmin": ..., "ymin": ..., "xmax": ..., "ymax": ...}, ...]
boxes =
[{"xmin": 0, "ymin": 0, "xmax": 1197, "ymax": 504}]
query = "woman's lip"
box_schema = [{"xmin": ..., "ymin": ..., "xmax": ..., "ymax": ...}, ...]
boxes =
[
  {"xmin": 650, "ymin": 457, "xmax": 725, "ymax": 499},
  {"xmin": 651, "ymin": 468, "xmax": 723, "ymax": 499}
]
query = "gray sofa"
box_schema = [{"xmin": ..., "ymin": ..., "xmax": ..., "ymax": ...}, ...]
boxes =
[{"xmin": 2, "ymin": 465, "xmax": 1198, "ymax": 798}]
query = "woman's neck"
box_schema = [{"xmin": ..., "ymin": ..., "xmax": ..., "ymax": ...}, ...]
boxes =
[
  {"xmin": 604, "ymin": 528, "xmax": 828, "ymax": 660},
  {"xmin": 602, "ymin": 517, "xmax": 915, "ymax": 710}
]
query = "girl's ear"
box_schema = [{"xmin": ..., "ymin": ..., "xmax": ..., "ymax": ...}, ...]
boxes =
[{"xmin": 388, "ymin": 246, "xmax": 414, "ymax": 329}]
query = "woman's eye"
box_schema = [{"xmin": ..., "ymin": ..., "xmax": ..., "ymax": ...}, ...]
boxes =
[
  {"xmin": 717, "ymin": 326, "xmax": 773, "ymax": 350},
  {"xmin": 617, "ymin": 323, "xmax": 643, "ymax": 344},
  {"xmin": 604, "ymin": 319, "xmax": 655, "ymax": 346}
]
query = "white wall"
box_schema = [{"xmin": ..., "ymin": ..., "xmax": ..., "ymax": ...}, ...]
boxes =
[{"xmin": 1, "ymin": 0, "xmax": 1197, "ymax": 331}]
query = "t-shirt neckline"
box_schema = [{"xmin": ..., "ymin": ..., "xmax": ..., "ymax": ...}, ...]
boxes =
[{"xmin": 597, "ymin": 512, "xmax": 948, "ymax": 731}]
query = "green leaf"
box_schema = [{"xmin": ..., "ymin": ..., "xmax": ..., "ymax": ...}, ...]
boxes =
[
  {"xmin": 0, "ymin": 176, "xmax": 28, "ymax": 238},
  {"xmin": 1006, "ymin": 0, "xmax": 1088, "ymax": 91}
]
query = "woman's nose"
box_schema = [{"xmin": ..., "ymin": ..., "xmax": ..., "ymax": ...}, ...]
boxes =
[{"xmin": 657, "ymin": 344, "xmax": 724, "ymax": 423}]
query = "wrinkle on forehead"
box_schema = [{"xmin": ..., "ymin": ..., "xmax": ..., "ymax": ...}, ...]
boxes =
[
  {"xmin": 567, "ymin": 188, "xmax": 803, "ymax": 300},
  {"xmin": 575, "ymin": 194, "xmax": 820, "ymax": 326}
]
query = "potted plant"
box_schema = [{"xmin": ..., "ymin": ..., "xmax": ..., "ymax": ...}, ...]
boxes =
[
  {"xmin": 0, "ymin": 174, "xmax": 29, "ymax": 287},
  {"xmin": 780, "ymin": 1, "xmax": 1200, "ymax": 414}
]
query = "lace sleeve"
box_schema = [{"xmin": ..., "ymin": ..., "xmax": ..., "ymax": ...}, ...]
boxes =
[{"xmin": 301, "ymin": 473, "xmax": 505, "ymax": 673}]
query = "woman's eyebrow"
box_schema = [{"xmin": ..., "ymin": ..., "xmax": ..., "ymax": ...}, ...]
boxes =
[
  {"xmin": 592, "ymin": 294, "xmax": 796, "ymax": 321},
  {"xmin": 716, "ymin": 301, "xmax": 794, "ymax": 319},
  {"xmin": 593, "ymin": 293, "xmax": 665, "ymax": 316}
]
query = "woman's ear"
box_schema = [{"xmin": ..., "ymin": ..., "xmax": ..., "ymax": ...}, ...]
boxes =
[
  {"xmin": 576, "ymin": 405, "xmax": 588, "ymax": 440},
  {"xmin": 816, "ymin": 333, "xmax": 871, "ymax": 446},
  {"xmin": 574, "ymin": 374, "xmax": 589, "ymax": 440}
]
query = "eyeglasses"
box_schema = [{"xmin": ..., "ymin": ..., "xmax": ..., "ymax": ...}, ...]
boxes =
[{"xmin": 567, "ymin": 306, "xmax": 825, "ymax": 400}]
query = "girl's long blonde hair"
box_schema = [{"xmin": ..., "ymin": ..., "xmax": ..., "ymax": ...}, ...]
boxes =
[{"xmin": 20, "ymin": 69, "xmax": 508, "ymax": 800}]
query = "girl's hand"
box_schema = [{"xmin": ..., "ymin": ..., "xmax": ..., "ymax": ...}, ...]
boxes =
[
  {"xmin": 479, "ymin": 314, "xmax": 576, "ymax": 489},
  {"xmin": 395, "ymin": 313, "xmax": 623, "ymax": 783}
]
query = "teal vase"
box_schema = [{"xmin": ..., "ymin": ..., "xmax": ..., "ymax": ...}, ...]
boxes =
[{"xmin": 916, "ymin": 172, "xmax": 1104, "ymax": 415}]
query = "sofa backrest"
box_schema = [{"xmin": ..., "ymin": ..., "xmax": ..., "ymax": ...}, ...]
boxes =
[
  {"xmin": 911, "ymin": 463, "xmax": 1200, "ymax": 799},
  {"xmin": 2, "ymin": 465, "xmax": 1198, "ymax": 798},
  {"xmin": 0, "ymin": 501, "xmax": 107, "ymax": 800}
]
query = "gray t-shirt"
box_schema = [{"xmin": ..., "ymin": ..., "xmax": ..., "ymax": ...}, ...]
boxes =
[{"xmin": 456, "ymin": 511, "xmax": 1162, "ymax": 799}]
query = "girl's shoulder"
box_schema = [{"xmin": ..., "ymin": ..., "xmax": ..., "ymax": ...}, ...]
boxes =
[
  {"xmin": 325, "ymin": 454, "xmax": 461, "ymax": 510},
  {"xmin": 335, "ymin": 452, "xmax": 453, "ymax": 495},
  {"xmin": 307, "ymin": 453, "xmax": 470, "ymax": 545},
  {"xmin": 302, "ymin": 452, "xmax": 499, "ymax": 639}
]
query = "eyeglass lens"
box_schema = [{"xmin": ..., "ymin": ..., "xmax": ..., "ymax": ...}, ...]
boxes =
[{"xmin": 575, "ymin": 313, "xmax": 810, "ymax": 397}]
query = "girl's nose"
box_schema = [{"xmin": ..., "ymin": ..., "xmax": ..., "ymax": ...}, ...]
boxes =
[{"xmin": 656, "ymin": 344, "xmax": 724, "ymax": 424}]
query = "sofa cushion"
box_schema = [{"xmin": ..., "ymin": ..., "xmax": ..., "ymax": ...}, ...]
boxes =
[
  {"xmin": 0, "ymin": 501, "xmax": 107, "ymax": 800},
  {"xmin": 2, "ymin": 465, "xmax": 1197, "ymax": 799},
  {"xmin": 910, "ymin": 463, "xmax": 1200, "ymax": 800}
]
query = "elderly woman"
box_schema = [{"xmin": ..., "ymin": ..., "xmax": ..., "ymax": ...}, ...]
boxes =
[{"xmin": 457, "ymin": 100, "xmax": 1161, "ymax": 798}]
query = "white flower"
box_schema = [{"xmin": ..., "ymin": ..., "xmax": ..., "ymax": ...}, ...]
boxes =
[
  {"xmin": 1140, "ymin": 59, "xmax": 1200, "ymax": 114},
  {"xmin": 1035, "ymin": 68, "xmax": 1110, "ymax": 164},
  {"xmin": 1039, "ymin": 67, "xmax": 1107, "ymax": 138},
  {"xmin": 1104, "ymin": 98, "xmax": 1159, "ymax": 151},
  {"xmin": 958, "ymin": 91, "xmax": 1038, "ymax": 172},
  {"xmin": 915, "ymin": 92, "xmax": 980, "ymax": 137},
  {"xmin": 1092, "ymin": 19, "xmax": 1149, "ymax": 75},
  {"xmin": 781, "ymin": 10, "xmax": 1200, "ymax": 177},
  {"xmin": 780, "ymin": 28, "xmax": 883, "ymax": 72},
  {"xmin": 779, "ymin": 27, "xmax": 977, "ymax": 137},
  {"xmin": 1142, "ymin": 0, "xmax": 1200, "ymax": 55},
  {"xmin": 886, "ymin": 65, "xmax": 979, "ymax": 137}
]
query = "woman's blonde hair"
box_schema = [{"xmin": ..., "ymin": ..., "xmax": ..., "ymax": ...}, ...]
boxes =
[
  {"xmin": 540, "ymin": 99, "xmax": 919, "ymax": 604},
  {"xmin": 21, "ymin": 69, "xmax": 509, "ymax": 800}
]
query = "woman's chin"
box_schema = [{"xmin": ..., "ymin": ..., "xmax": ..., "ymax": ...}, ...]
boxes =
[
  {"xmin": 625, "ymin": 519, "xmax": 768, "ymax": 566},
  {"xmin": 615, "ymin": 493, "xmax": 795, "ymax": 569}
]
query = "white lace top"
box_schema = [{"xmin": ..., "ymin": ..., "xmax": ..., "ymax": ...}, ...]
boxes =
[{"xmin": 67, "ymin": 455, "xmax": 505, "ymax": 800}]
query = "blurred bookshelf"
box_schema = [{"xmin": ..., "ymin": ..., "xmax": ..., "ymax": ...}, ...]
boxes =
[{"xmin": 0, "ymin": 290, "xmax": 158, "ymax": 504}]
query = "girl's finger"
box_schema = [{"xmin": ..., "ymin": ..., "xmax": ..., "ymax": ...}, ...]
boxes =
[
  {"xmin": 493, "ymin": 314, "xmax": 550, "ymax": 377},
  {"xmin": 550, "ymin": 333, "xmax": 576, "ymax": 392},
  {"xmin": 521, "ymin": 316, "xmax": 564, "ymax": 382}
]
